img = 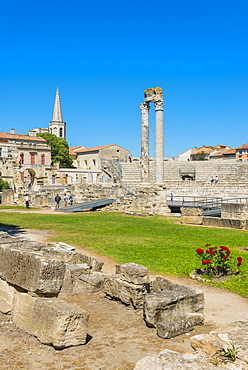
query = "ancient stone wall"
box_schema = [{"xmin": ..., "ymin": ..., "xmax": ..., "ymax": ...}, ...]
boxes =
[{"xmin": 0, "ymin": 232, "xmax": 204, "ymax": 347}]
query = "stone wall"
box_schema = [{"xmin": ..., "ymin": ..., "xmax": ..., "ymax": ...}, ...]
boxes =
[
  {"xmin": 221, "ymin": 202, "xmax": 248, "ymax": 219},
  {"xmin": 0, "ymin": 232, "xmax": 204, "ymax": 346}
]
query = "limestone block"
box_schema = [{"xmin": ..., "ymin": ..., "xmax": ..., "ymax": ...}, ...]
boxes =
[
  {"xmin": 152, "ymin": 276, "xmax": 174, "ymax": 292},
  {"xmin": 221, "ymin": 218, "xmax": 243, "ymax": 229},
  {"xmin": 13, "ymin": 292, "xmax": 89, "ymax": 348},
  {"xmin": 191, "ymin": 333, "xmax": 229, "ymax": 355},
  {"xmin": 115, "ymin": 263, "xmax": 149, "ymax": 285},
  {"xmin": 44, "ymin": 242, "xmax": 76, "ymax": 262},
  {"xmin": 74, "ymin": 272, "xmax": 107, "ymax": 293},
  {"xmin": 202, "ymin": 217, "xmax": 222, "ymax": 227},
  {"xmin": 60, "ymin": 264, "xmax": 91, "ymax": 293},
  {"xmin": 157, "ymin": 313, "xmax": 204, "ymax": 339},
  {"xmin": 0, "ymin": 245, "xmax": 65, "ymax": 294},
  {"xmin": 144, "ymin": 285, "xmax": 204, "ymax": 329},
  {"xmin": 73, "ymin": 254, "xmax": 104, "ymax": 272},
  {"xmin": 0, "ymin": 278, "xmax": 16, "ymax": 313},
  {"xmin": 134, "ymin": 349, "xmax": 223, "ymax": 370},
  {"xmin": 104, "ymin": 276, "xmax": 147, "ymax": 309}
]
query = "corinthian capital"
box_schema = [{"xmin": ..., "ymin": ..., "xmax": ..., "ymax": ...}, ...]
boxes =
[
  {"xmin": 154, "ymin": 100, "xmax": 164, "ymax": 111},
  {"xmin": 139, "ymin": 102, "xmax": 150, "ymax": 113}
]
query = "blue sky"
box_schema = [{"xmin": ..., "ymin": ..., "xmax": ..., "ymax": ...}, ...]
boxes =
[{"xmin": 0, "ymin": 0, "xmax": 247, "ymax": 157}]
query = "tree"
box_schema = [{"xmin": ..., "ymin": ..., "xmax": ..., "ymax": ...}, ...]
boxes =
[
  {"xmin": 191, "ymin": 151, "xmax": 208, "ymax": 161},
  {"xmin": 37, "ymin": 133, "xmax": 74, "ymax": 168},
  {"xmin": 0, "ymin": 178, "xmax": 10, "ymax": 191}
]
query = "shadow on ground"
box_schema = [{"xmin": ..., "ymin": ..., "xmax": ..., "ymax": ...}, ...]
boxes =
[{"xmin": 0, "ymin": 224, "xmax": 25, "ymax": 236}]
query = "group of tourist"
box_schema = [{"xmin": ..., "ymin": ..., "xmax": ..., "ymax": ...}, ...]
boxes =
[
  {"xmin": 210, "ymin": 176, "xmax": 219, "ymax": 184},
  {"xmin": 54, "ymin": 193, "xmax": 73, "ymax": 209}
]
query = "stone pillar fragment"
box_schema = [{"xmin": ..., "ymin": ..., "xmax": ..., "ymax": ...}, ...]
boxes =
[
  {"xmin": 140, "ymin": 102, "xmax": 150, "ymax": 183},
  {"xmin": 154, "ymin": 100, "xmax": 164, "ymax": 184}
]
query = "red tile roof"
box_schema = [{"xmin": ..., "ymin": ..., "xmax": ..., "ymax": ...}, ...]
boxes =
[
  {"xmin": 0, "ymin": 132, "xmax": 46, "ymax": 142},
  {"xmin": 236, "ymin": 143, "xmax": 248, "ymax": 150},
  {"xmin": 75, "ymin": 144, "xmax": 114, "ymax": 153}
]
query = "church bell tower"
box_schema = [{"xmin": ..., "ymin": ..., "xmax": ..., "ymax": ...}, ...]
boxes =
[{"xmin": 49, "ymin": 88, "xmax": 66, "ymax": 140}]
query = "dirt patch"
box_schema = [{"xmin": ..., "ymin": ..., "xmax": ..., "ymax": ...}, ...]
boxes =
[{"xmin": 0, "ymin": 227, "xmax": 248, "ymax": 369}]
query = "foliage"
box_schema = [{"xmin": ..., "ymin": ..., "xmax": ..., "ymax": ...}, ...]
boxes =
[
  {"xmin": 191, "ymin": 151, "xmax": 208, "ymax": 161},
  {"xmin": 37, "ymin": 132, "xmax": 74, "ymax": 168},
  {"xmin": 0, "ymin": 178, "xmax": 10, "ymax": 191},
  {"xmin": 221, "ymin": 339, "xmax": 242, "ymax": 362},
  {"xmin": 195, "ymin": 244, "xmax": 242, "ymax": 277},
  {"xmin": 0, "ymin": 212, "xmax": 247, "ymax": 297}
]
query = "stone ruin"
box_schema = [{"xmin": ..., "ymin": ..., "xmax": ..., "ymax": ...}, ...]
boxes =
[{"xmin": 0, "ymin": 231, "xmax": 204, "ymax": 349}]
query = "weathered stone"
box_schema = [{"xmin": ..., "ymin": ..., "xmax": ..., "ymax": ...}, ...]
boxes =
[
  {"xmin": 115, "ymin": 263, "xmax": 149, "ymax": 285},
  {"xmin": 157, "ymin": 313, "xmax": 204, "ymax": 339},
  {"xmin": 44, "ymin": 242, "xmax": 76, "ymax": 262},
  {"xmin": 181, "ymin": 207, "xmax": 203, "ymax": 225},
  {"xmin": 191, "ymin": 333, "xmax": 229, "ymax": 355},
  {"xmin": 74, "ymin": 272, "xmax": 107, "ymax": 293},
  {"xmin": 60, "ymin": 264, "xmax": 91, "ymax": 293},
  {"xmin": 134, "ymin": 349, "xmax": 239, "ymax": 370},
  {"xmin": 0, "ymin": 278, "xmax": 16, "ymax": 313},
  {"xmin": 70, "ymin": 253, "xmax": 104, "ymax": 272},
  {"xmin": 152, "ymin": 276, "xmax": 174, "ymax": 292},
  {"xmin": 104, "ymin": 276, "xmax": 147, "ymax": 309},
  {"xmin": 0, "ymin": 245, "xmax": 65, "ymax": 294},
  {"xmin": 144, "ymin": 285, "xmax": 204, "ymax": 329},
  {"xmin": 13, "ymin": 292, "xmax": 89, "ymax": 348}
]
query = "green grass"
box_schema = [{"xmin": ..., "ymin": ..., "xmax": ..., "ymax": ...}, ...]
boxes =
[
  {"xmin": 0, "ymin": 211, "xmax": 247, "ymax": 297},
  {"xmin": 0, "ymin": 205, "xmax": 40, "ymax": 210}
]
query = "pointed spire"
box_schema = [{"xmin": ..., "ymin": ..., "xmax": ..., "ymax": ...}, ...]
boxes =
[{"xmin": 52, "ymin": 87, "xmax": 63, "ymax": 122}]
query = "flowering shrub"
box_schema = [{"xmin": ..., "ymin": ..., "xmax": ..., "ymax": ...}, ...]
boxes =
[{"xmin": 195, "ymin": 244, "xmax": 243, "ymax": 277}]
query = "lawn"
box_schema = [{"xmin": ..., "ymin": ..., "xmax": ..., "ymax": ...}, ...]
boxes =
[{"xmin": 0, "ymin": 211, "xmax": 247, "ymax": 297}]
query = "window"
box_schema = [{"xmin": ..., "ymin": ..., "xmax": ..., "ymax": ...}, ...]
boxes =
[
  {"xmin": 59, "ymin": 128, "xmax": 63, "ymax": 137},
  {"xmin": 41, "ymin": 154, "xmax": 45, "ymax": 165},
  {"xmin": 0, "ymin": 148, "xmax": 2, "ymax": 157},
  {"xmin": 92, "ymin": 159, "xmax": 96, "ymax": 166},
  {"xmin": 20, "ymin": 153, "xmax": 24, "ymax": 164},
  {"xmin": 7, "ymin": 149, "xmax": 11, "ymax": 157},
  {"xmin": 239, "ymin": 150, "xmax": 243, "ymax": 155},
  {"xmin": 30, "ymin": 153, "xmax": 35, "ymax": 165}
]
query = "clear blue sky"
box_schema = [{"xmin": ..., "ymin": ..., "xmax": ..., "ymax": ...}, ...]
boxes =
[{"xmin": 1, "ymin": 0, "xmax": 247, "ymax": 157}]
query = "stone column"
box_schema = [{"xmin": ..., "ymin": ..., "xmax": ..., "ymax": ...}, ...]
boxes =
[
  {"xmin": 154, "ymin": 100, "xmax": 164, "ymax": 184},
  {"xmin": 140, "ymin": 102, "xmax": 150, "ymax": 182}
]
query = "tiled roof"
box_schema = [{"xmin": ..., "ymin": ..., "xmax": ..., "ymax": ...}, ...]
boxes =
[
  {"xmin": 0, "ymin": 132, "xmax": 46, "ymax": 142},
  {"xmin": 75, "ymin": 144, "xmax": 114, "ymax": 153},
  {"xmin": 236, "ymin": 143, "xmax": 248, "ymax": 150},
  {"xmin": 69, "ymin": 146, "xmax": 85, "ymax": 155},
  {"xmin": 209, "ymin": 148, "xmax": 235, "ymax": 157}
]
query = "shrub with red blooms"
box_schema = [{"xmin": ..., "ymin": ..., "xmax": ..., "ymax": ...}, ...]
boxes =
[{"xmin": 195, "ymin": 245, "xmax": 243, "ymax": 277}]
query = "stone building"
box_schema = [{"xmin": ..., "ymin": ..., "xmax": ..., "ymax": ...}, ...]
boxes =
[
  {"xmin": 0, "ymin": 130, "xmax": 52, "ymax": 190},
  {"xmin": 70, "ymin": 144, "xmax": 130, "ymax": 170}
]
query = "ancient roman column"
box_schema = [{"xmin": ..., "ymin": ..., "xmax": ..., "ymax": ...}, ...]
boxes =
[
  {"xmin": 140, "ymin": 102, "xmax": 150, "ymax": 182},
  {"xmin": 154, "ymin": 100, "xmax": 164, "ymax": 184}
]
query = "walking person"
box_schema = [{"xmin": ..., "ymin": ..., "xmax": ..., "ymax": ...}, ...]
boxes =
[
  {"xmin": 55, "ymin": 194, "xmax": 61, "ymax": 209},
  {"xmin": 25, "ymin": 194, "xmax": 30, "ymax": 209},
  {"xmin": 215, "ymin": 176, "xmax": 219, "ymax": 184},
  {"xmin": 170, "ymin": 192, "xmax": 174, "ymax": 202},
  {"xmin": 69, "ymin": 194, "xmax": 73, "ymax": 206},
  {"xmin": 64, "ymin": 193, "xmax": 69, "ymax": 207}
]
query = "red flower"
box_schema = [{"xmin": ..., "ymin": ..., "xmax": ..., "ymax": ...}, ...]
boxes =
[
  {"xmin": 222, "ymin": 255, "xmax": 229, "ymax": 259},
  {"xmin": 202, "ymin": 259, "xmax": 211, "ymax": 265},
  {"xmin": 206, "ymin": 250, "xmax": 215, "ymax": 255},
  {"xmin": 220, "ymin": 246, "xmax": 231, "ymax": 254},
  {"xmin": 205, "ymin": 244, "xmax": 211, "ymax": 247},
  {"xmin": 237, "ymin": 257, "xmax": 243, "ymax": 267},
  {"xmin": 196, "ymin": 248, "xmax": 204, "ymax": 254}
]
